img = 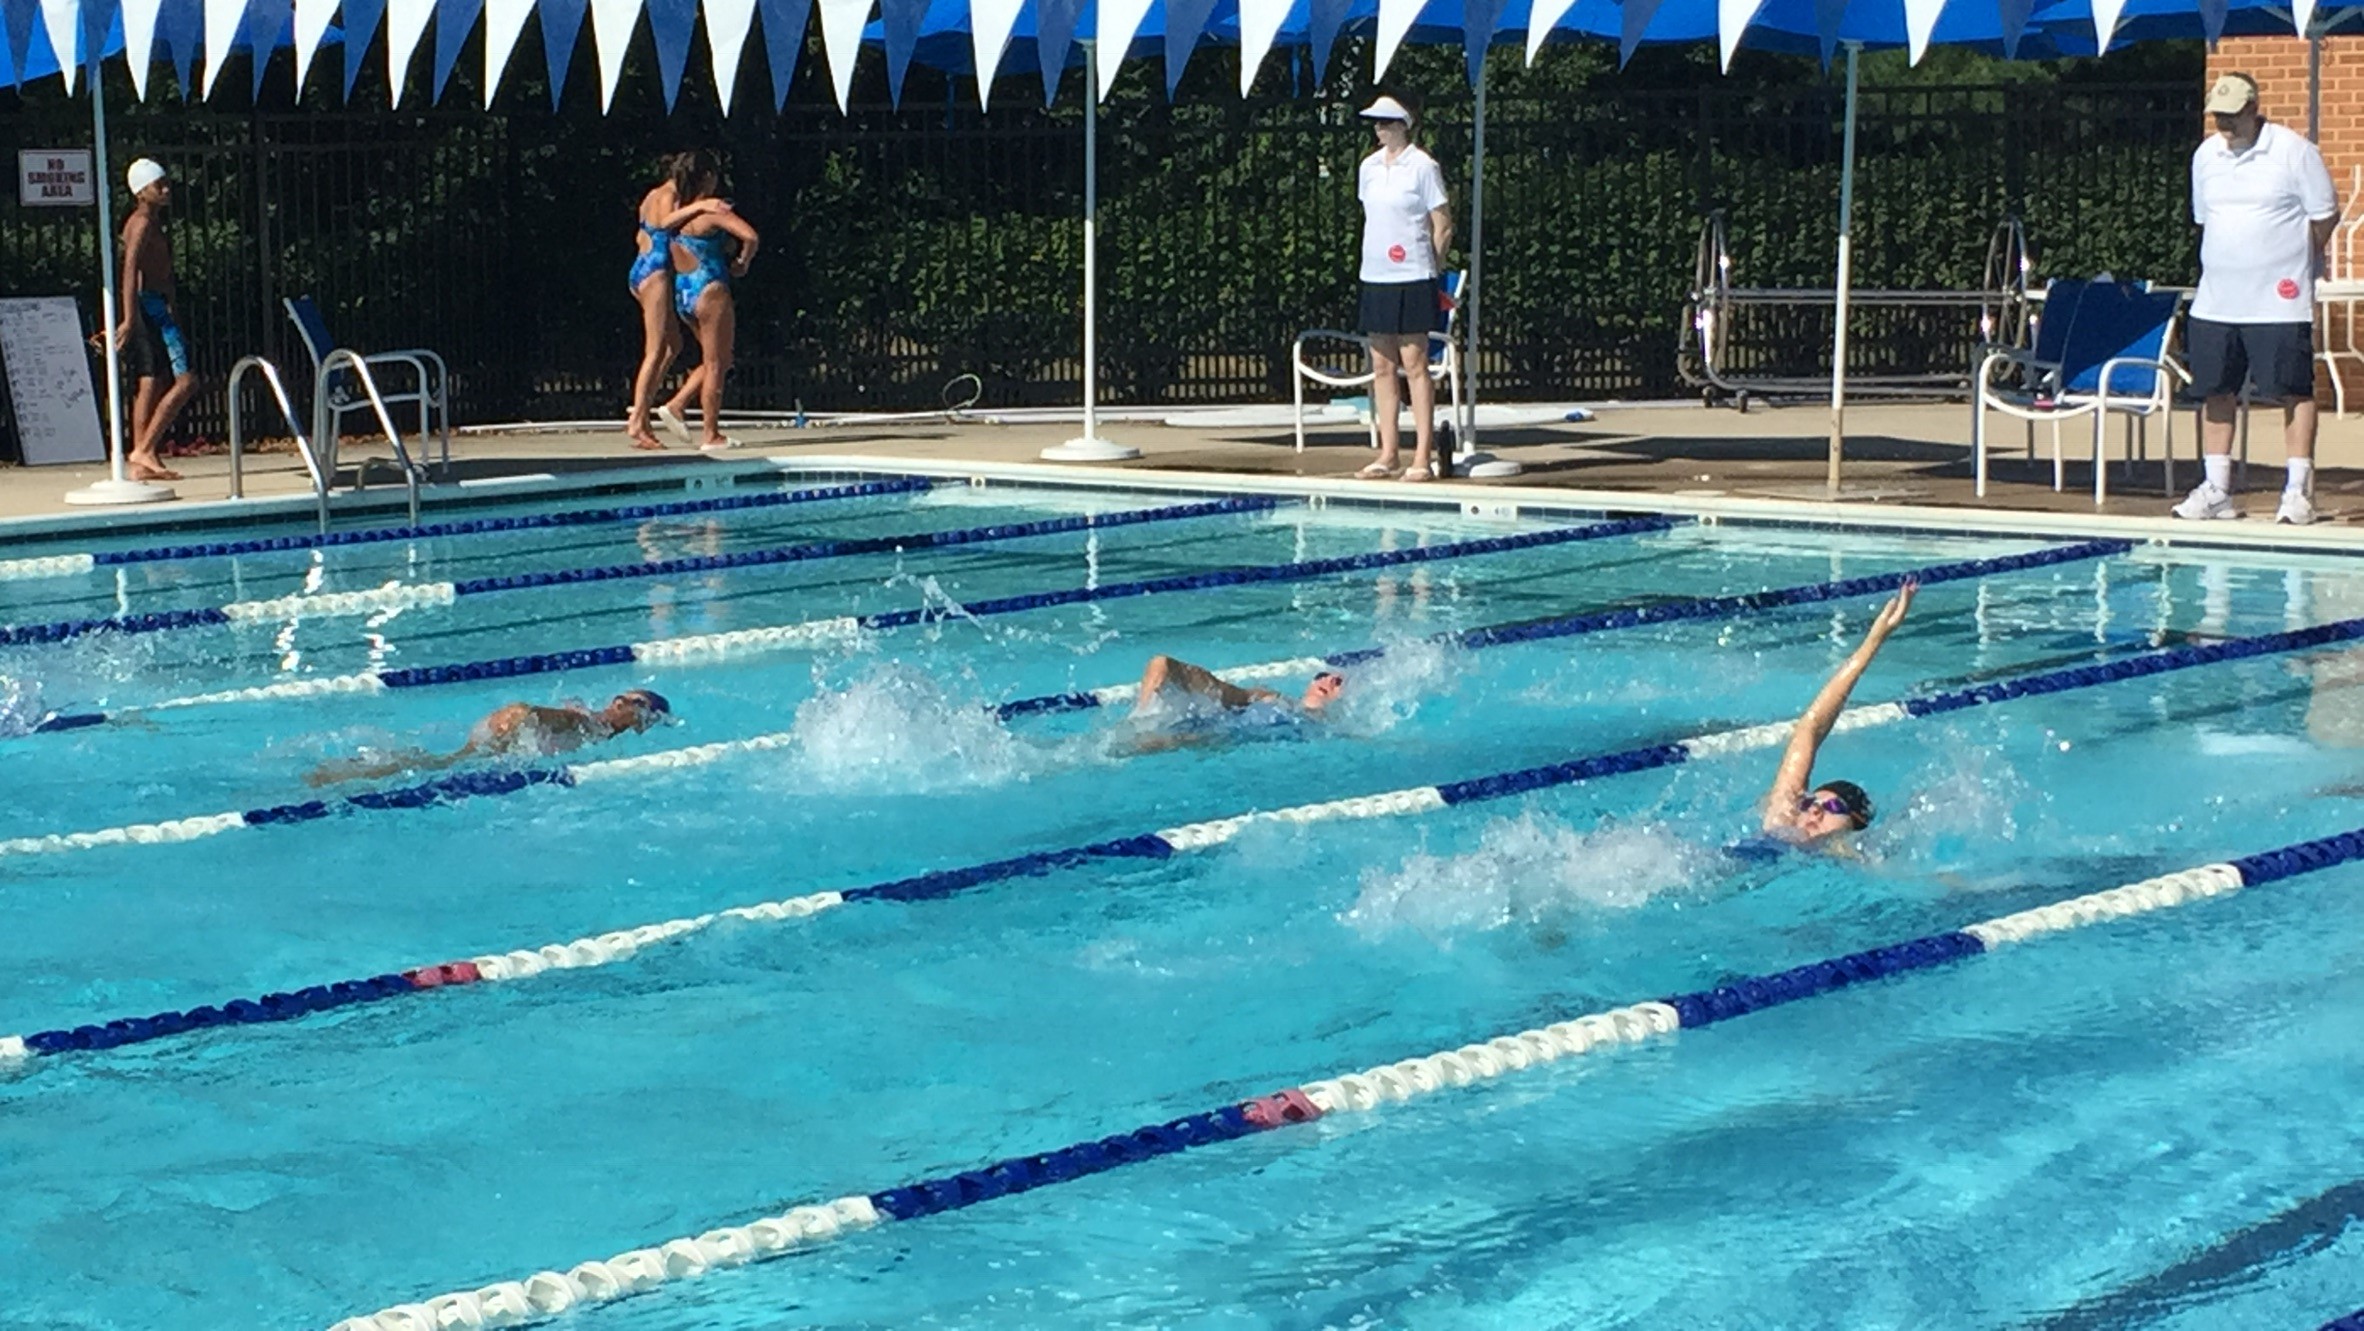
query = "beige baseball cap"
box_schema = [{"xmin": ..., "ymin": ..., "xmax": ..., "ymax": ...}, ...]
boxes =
[{"xmin": 2205, "ymin": 73, "xmax": 2258, "ymax": 115}]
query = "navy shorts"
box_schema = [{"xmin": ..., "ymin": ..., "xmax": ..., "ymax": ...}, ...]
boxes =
[
  {"xmin": 1359, "ymin": 280, "xmax": 1438, "ymax": 337},
  {"xmin": 2186, "ymin": 318, "xmax": 2315, "ymax": 401}
]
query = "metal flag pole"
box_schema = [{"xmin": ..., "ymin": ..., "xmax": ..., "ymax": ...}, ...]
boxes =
[
  {"xmin": 65, "ymin": 39, "xmax": 175, "ymax": 506},
  {"xmin": 1823, "ymin": 40, "xmax": 1860, "ymax": 499},
  {"xmin": 1041, "ymin": 40, "xmax": 1140, "ymax": 462},
  {"xmin": 1455, "ymin": 53, "xmax": 1520, "ymax": 479}
]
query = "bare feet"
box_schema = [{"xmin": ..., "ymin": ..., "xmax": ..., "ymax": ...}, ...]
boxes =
[
  {"xmin": 128, "ymin": 458, "xmax": 182, "ymax": 482},
  {"xmin": 628, "ymin": 430, "xmax": 666, "ymax": 451}
]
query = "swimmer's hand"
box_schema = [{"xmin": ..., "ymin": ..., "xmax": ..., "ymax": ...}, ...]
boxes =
[{"xmin": 1868, "ymin": 580, "xmax": 1916, "ymax": 640}]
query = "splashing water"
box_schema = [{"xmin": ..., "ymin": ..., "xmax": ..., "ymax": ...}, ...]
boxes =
[
  {"xmin": 1326, "ymin": 632, "xmax": 1459, "ymax": 736},
  {"xmin": 790, "ymin": 661, "xmax": 1048, "ymax": 792},
  {"xmin": 1340, "ymin": 813, "xmax": 1717, "ymax": 945},
  {"xmin": 0, "ymin": 674, "xmax": 41, "ymax": 737}
]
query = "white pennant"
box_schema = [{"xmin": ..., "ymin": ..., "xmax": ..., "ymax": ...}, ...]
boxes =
[
  {"xmin": 1903, "ymin": 0, "xmax": 1943, "ymax": 62},
  {"xmin": 1525, "ymin": 0, "xmax": 1580, "ymax": 64},
  {"xmin": 2295, "ymin": 0, "xmax": 2319, "ymax": 35},
  {"xmin": 1096, "ymin": 0, "xmax": 1152, "ymax": 98},
  {"xmin": 383, "ymin": 0, "xmax": 432, "ymax": 103},
  {"xmin": 2088, "ymin": 0, "xmax": 2123, "ymax": 50},
  {"xmin": 967, "ymin": 0, "xmax": 1021, "ymax": 106},
  {"xmin": 1372, "ymin": 0, "xmax": 1424, "ymax": 83},
  {"xmin": 1717, "ymin": 0, "xmax": 1763, "ymax": 69},
  {"xmin": 292, "ymin": 0, "xmax": 336, "ymax": 88},
  {"xmin": 481, "ymin": 0, "xmax": 532, "ymax": 101},
  {"xmin": 587, "ymin": 0, "xmax": 643, "ymax": 110},
  {"xmin": 36, "ymin": 0, "xmax": 77, "ymax": 88},
  {"xmin": 199, "ymin": 0, "xmax": 245, "ymax": 95},
  {"xmin": 122, "ymin": 0, "xmax": 163, "ymax": 95},
  {"xmin": 1234, "ymin": 0, "xmax": 1288, "ymax": 94},
  {"xmin": 702, "ymin": 0, "xmax": 758, "ymax": 110},
  {"xmin": 815, "ymin": 0, "xmax": 869, "ymax": 112}
]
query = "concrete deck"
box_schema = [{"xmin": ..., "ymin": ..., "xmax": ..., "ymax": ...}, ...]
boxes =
[{"xmin": 10, "ymin": 398, "xmax": 2364, "ymax": 545}]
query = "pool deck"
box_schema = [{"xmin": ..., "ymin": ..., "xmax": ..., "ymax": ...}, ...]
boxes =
[{"xmin": 11, "ymin": 398, "xmax": 2364, "ymax": 550}]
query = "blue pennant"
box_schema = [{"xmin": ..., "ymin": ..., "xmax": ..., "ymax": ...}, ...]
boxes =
[
  {"xmin": 879, "ymin": 0, "xmax": 925, "ymax": 104},
  {"xmin": 1033, "ymin": 0, "xmax": 1080, "ymax": 103},
  {"xmin": 1161, "ymin": 0, "xmax": 1218, "ymax": 96},
  {"xmin": 2, "ymin": 0, "xmax": 37, "ymax": 92},
  {"xmin": 537, "ymin": 0, "xmax": 587, "ymax": 107},
  {"xmin": 240, "ymin": 0, "xmax": 290, "ymax": 94},
  {"xmin": 157, "ymin": 0, "xmax": 202, "ymax": 95},
  {"xmin": 1460, "ymin": 0, "xmax": 1502, "ymax": 86},
  {"xmin": 432, "ymin": 0, "xmax": 487, "ymax": 99},
  {"xmin": 341, "ymin": 0, "xmax": 384, "ymax": 97},
  {"xmin": 1310, "ymin": 0, "xmax": 1352, "ymax": 84},
  {"xmin": 757, "ymin": 0, "xmax": 809, "ymax": 109},
  {"xmin": 646, "ymin": 0, "xmax": 697, "ymax": 107}
]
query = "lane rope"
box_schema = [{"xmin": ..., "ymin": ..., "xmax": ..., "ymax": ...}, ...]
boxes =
[
  {"xmin": 11, "ymin": 611, "xmax": 2355, "ymax": 1061},
  {"xmin": 0, "ymin": 477, "xmax": 933, "ymax": 583},
  {"xmin": 0, "ymin": 497, "xmax": 1275, "ymax": 646},
  {"xmin": 29, "ymin": 515, "xmax": 1675, "ymax": 731},
  {"xmin": 316, "ymin": 824, "xmax": 2364, "ymax": 1331},
  {"xmin": 994, "ymin": 538, "xmax": 2128, "ymax": 718}
]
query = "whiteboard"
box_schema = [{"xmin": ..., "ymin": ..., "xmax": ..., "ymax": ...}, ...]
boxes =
[{"xmin": 0, "ymin": 296, "xmax": 106, "ymax": 466}]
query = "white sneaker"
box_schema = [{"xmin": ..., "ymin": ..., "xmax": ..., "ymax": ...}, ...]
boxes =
[
  {"xmin": 2276, "ymin": 490, "xmax": 2316, "ymax": 525},
  {"xmin": 2171, "ymin": 483, "xmax": 2240, "ymax": 520}
]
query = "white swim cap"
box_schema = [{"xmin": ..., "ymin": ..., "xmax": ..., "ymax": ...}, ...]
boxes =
[{"xmin": 126, "ymin": 158, "xmax": 167, "ymax": 195}]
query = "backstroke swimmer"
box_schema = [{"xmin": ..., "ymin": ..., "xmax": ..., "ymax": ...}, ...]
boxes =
[
  {"xmin": 305, "ymin": 689, "xmax": 675, "ymax": 786},
  {"xmin": 1751, "ymin": 580, "xmax": 1917, "ymax": 852}
]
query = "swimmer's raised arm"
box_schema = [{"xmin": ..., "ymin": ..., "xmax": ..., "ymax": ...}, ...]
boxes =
[
  {"xmin": 1134, "ymin": 655, "xmax": 1276, "ymax": 714},
  {"xmin": 1762, "ymin": 582, "xmax": 1915, "ymax": 831}
]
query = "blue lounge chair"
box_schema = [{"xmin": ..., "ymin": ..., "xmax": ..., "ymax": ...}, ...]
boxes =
[
  {"xmin": 284, "ymin": 295, "xmax": 451, "ymax": 480},
  {"xmin": 1972, "ymin": 278, "xmax": 2187, "ymax": 507}
]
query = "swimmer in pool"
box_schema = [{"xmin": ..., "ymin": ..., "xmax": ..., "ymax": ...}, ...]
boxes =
[
  {"xmin": 1127, "ymin": 655, "xmax": 1345, "ymax": 752},
  {"xmin": 304, "ymin": 689, "xmax": 675, "ymax": 786},
  {"xmin": 1757, "ymin": 581, "xmax": 1915, "ymax": 848}
]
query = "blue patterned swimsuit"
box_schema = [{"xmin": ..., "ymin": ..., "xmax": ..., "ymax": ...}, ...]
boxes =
[
  {"xmin": 628, "ymin": 221, "xmax": 672, "ymax": 294},
  {"xmin": 673, "ymin": 231, "xmax": 733, "ymax": 320}
]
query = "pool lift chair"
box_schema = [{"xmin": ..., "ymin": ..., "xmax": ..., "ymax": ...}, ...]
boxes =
[
  {"xmin": 283, "ymin": 295, "xmax": 452, "ymax": 507},
  {"xmin": 1970, "ymin": 277, "xmax": 2186, "ymax": 507},
  {"xmin": 1292, "ymin": 269, "xmax": 1469, "ymax": 466}
]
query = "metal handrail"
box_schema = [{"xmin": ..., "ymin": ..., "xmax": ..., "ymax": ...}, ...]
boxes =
[
  {"xmin": 1679, "ymin": 211, "xmax": 2035, "ymax": 401},
  {"xmin": 226, "ymin": 355, "xmax": 332, "ymax": 533},
  {"xmin": 315, "ymin": 348, "xmax": 422, "ymax": 527}
]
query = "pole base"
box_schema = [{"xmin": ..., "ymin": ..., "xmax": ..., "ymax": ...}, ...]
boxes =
[
  {"xmin": 63, "ymin": 477, "xmax": 177, "ymax": 506},
  {"xmin": 1039, "ymin": 436, "xmax": 1141, "ymax": 462},
  {"xmin": 1454, "ymin": 451, "xmax": 1523, "ymax": 479}
]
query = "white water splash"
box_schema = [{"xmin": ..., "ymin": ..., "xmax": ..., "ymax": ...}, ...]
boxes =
[
  {"xmin": 1341, "ymin": 813, "xmax": 1716, "ymax": 945},
  {"xmin": 1327, "ymin": 633, "xmax": 1459, "ymax": 736},
  {"xmin": 790, "ymin": 661, "xmax": 1048, "ymax": 792}
]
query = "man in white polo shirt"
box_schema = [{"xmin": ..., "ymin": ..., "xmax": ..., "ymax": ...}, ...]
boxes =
[{"xmin": 2174, "ymin": 71, "xmax": 2339, "ymax": 525}]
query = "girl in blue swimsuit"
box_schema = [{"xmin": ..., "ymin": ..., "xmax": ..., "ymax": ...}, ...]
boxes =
[
  {"xmin": 626, "ymin": 152, "xmax": 729, "ymax": 451},
  {"xmin": 669, "ymin": 160, "xmax": 760, "ymax": 452}
]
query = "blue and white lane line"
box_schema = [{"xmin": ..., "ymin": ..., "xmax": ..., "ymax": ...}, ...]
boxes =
[
  {"xmin": 0, "ymin": 478, "xmax": 932, "ymax": 585},
  {"xmin": 2323, "ymin": 1306, "xmax": 2364, "ymax": 1330},
  {"xmin": 995, "ymin": 538, "xmax": 2130, "ymax": 718},
  {"xmin": 27, "ymin": 515, "xmax": 1675, "ymax": 731},
  {"xmin": 11, "ymin": 611, "xmax": 2360, "ymax": 1066},
  {"xmin": 0, "ymin": 477, "xmax": 935, "ymax": 584},
  {"xmin": 0, "ymin": 496, "xmax": 1275, "ymax": 646},
  {"xmin": 320, "ymin": 825, "xmax": 2364, "ymax": 1331}
]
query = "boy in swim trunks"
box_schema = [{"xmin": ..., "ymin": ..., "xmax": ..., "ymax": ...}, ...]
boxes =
[
  {"xmin": 113, "ymin": 158, "xmax": 195, "ymax": 483},
  {"xmin": 1757, "ymin": 581, "xmax": 1915, "ymax": 848},
  {"xmin": 305, "ymin": 689, "xmax": 675, "ymax": 786}
]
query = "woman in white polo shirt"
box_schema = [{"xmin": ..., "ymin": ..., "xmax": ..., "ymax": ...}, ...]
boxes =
[{"xmin": 1353, "ymin": 94, "xmax": 1453, "ymax": 482}]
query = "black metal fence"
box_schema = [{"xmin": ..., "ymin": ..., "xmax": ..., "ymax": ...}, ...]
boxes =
[{"xmin": 0, "ymin": 69, "xmax": 2200, "ymax": 442}]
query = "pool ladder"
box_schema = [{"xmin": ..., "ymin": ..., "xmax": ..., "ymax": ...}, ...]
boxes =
[{"xmin": 226, "ymin": 352, "xmax": 423, "ymax": 533}]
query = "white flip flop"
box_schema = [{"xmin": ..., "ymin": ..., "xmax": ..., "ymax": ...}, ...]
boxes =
[{"xmin": 655, "ymin": 405, "xmax": 692, "ymax": 446}]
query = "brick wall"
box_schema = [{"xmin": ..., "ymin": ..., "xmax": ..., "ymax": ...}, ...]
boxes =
[{"xmin": 2209, "ymin": 37, "xmax": 2364, "ymax": 407}]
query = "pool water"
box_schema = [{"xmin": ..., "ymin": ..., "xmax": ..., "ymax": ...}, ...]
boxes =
[{"xmin": 2, "ymin": 473, "xmax": 2361, "ymax": 1330}]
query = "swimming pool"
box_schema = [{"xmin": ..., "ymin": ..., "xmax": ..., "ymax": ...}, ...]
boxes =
[{"xmin": 4, "ymin": 468, "xmax": 2363, "ymax": 1330}]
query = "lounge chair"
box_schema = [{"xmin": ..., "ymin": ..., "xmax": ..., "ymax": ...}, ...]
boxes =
[
  {"xmin": 1291, "ymin": 270, "xmax": 1467, "ymax": 456},
  {"xmin": 283, "ymin": 295, "xmax": 452, "ymax": 480},
  {"xmin": 1971, "ymin": 278, "xmax": 2186, "ymax": 507}
]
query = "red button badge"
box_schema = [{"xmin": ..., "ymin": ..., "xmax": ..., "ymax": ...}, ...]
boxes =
[
  {"xmin": 1388, "ymin": 244, "xmax": 1407, "ymax": 263},
  {"xmin": 2279, "ymin": 277, "xmax": 2302, "ymax": 300}
]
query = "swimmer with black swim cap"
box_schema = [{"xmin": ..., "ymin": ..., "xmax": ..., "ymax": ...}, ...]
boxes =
[
  {"xmin": 1760, "ymin": 582, "xmax": 1913, "ymax": 846},
  {"xmin": 305, "ymin": 688, "xmax": 676, "ymax": 786}
]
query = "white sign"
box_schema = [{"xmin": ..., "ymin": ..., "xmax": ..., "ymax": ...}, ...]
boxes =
[
  {"xmin": 18, "ymin": 150, "xmax": 94, "ymax": 207},
  {"xmin": 0, "ymin": 297, "xmax": 107, "ymax": 466}
]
